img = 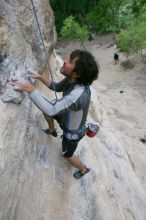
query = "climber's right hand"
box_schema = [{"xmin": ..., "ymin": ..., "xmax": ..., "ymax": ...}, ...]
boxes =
[{"xmin": 27, "ymin": 70, "xmax": 41, "ymax": 80}]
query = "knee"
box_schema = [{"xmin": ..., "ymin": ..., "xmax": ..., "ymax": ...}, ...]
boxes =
[{"xmin": 43, "ymin": 113, "xmax": 52, "ymax": 120}]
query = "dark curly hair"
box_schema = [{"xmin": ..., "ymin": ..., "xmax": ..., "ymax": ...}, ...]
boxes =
[{"xmin": 70, "ymin": 50, "xmax": 99, "ymax": 85}]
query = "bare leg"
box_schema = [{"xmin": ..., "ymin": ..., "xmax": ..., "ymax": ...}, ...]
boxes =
[
  {"xmin": 43, "ymin": 113, "xmax": 55, "ymax": 133},
  {"xmin": 65, "ymin": 155, "xmax": 86, "ymax": 173}
]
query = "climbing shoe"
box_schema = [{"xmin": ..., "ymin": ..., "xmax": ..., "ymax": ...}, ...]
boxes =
[
  {"xmin": 73, "ymin": 167, "xmax": 90, "ymax": 179},
  {"xmin": 42, "ymin": 128, "xmax": 58, "ymax": 137}
]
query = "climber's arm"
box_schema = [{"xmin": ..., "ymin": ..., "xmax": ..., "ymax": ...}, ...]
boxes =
[
  {"xmin": 28, "ymin": 70, "xmax": 65, "ymax": 92},
  {"xmin": 28, "ymin": 71, "xmax": 52, "ymax": 87}
]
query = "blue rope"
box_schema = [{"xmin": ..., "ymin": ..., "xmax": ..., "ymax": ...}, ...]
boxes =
[{"xmin": 30, "ymin": 0, "xmax": 57, "ymax": 99}]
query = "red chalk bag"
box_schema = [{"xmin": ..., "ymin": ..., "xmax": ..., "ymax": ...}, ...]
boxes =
[{"xmin": 86, "ymin": 123, "xmax": 99, "ymax": 138}]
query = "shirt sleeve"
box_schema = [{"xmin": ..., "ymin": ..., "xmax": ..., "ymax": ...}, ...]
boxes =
[
  {"xmin": 49, "ymin": 78, "xmax": 66, "ymax": 92},
  {"xmin": 29, "ymin": 86, "xmax": 85, "ymax": 117}
]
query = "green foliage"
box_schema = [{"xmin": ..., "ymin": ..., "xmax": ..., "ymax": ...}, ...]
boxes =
[
  {"xmin": 60, "ymin": 16, "xmax": 89, "ymax": 46},
  {"xmin": 50, "ymin": 0, "xmax": 95, "ymax": 33},
  {"xmin": 116, "ymin": 3, "xmax": 146, "ymax": 59},
  {"xmin": 85, "ymin": 0, "xmax": 140, "ymax": 34},
  {"xmin": 50, "ymin": 0, "xmax": 146, "ymax": 58},
  {"xmin": 116, "ymin": 4, "xmax": 136, "ymax": 30},
  {"xmin": 117, "ymin": 29, "xmax": 138, "ymax": 54},
  {"xmin": 86, "ymin": 5, "xmax": 113, "ymax": 33},
  {"xmin": 51, "ymin": 0, "xmax": 144, "ymax": 34},
  {"xmin": 86, "ymin": 0, "xmax": 118, "ymax": 33},
  {"xmin": 86, "ymin": 1, "xmax": 139, "ymax": 33}
]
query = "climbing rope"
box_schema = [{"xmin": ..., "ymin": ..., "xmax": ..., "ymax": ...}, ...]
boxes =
[{"xmin": 30, "ymin": 0, "xmax": 57, "ymax": 99}]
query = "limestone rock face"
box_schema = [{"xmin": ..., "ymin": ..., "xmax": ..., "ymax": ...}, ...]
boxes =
[
  {"xmin": 0, "ymin": 0, "xmax": 56, "ymax": 102},
  {"xmin": 0, "ymin": 1, "xmax": 146, "ymax": 220}
]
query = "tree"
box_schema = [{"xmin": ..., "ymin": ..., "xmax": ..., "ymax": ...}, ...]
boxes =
[
  {"xmin": 116, "ymin": 3, "xmax": 146, "ymax": 62},
  {"xmin": 107, "ymin": 0, "xmax": 122, "ymax": 37},
  {"xmin": 50, "ymin": 0, "xmax": 99, "ymax": 33},
  {"xmin": 86, "ymin": 0, "xmax": 124, "ymax": 34},
  {"xmin": 60, "ymin": 16, "xmax": 89, "ymax": 49}
]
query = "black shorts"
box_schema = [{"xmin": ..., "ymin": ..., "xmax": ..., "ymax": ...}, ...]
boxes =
[
  {"xmin": 54, "ymin": 115, "xmax": 82, "ymax": 157},
  {"xmin": 62, "ymin": 136, "xmax": 79, "ymax": 157}
]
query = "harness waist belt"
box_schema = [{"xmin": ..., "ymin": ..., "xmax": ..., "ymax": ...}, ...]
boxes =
[{"xmin": 64, "ymin": 126, "xmax": 86, "ymax": 140}]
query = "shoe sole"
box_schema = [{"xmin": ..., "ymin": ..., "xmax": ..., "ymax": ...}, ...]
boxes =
[{"xmin": 73, "ymin": 168, "xmax": 90, "ymax": 179}]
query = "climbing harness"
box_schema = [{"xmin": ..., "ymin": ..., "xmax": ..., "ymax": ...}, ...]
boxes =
[{"xmin": 30, "ymin": 0, "xmax": 57, "ymax": 99}]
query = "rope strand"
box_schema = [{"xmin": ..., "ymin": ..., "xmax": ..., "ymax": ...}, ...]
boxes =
[{"xmin": 30, "ymin": 0, "xmax": 57, "ymax": 99}]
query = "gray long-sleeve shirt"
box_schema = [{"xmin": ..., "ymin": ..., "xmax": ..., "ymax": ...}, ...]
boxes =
[{"xmin": 29, "ymin": 78, "xmax": 91, "ymax": 139}]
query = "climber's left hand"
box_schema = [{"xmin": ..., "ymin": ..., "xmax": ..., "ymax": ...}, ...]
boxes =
[{"xmin": 9, "ymin": 79, "xmax": 35, "ymax": 93}]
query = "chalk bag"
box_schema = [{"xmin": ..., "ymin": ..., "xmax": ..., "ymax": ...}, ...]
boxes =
[{"xmin": 86, "ymin": 123, "xmax": 99, "ymax": 138}]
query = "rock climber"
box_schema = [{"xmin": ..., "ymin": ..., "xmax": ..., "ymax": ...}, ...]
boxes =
[{"xmin": 10, "ymin": 49, "xmax": 99, "ymax": 179}]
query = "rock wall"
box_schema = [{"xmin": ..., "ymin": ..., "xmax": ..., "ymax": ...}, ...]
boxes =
[
  {"xmin": 0, "ymin": 1, "xmax": 146, "ymax": 220},
  {"xmin": 0, "ymin": 0, "xmax": 57, "ymax": 103}
]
